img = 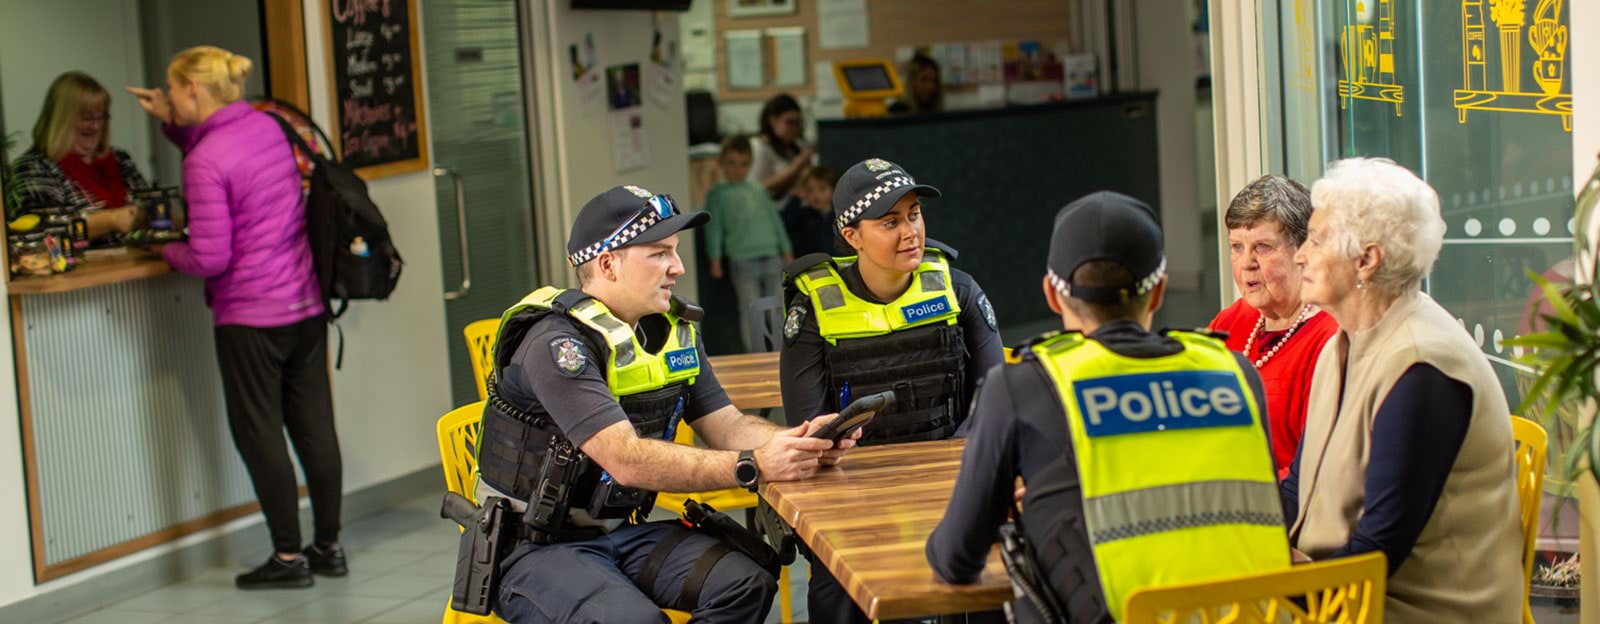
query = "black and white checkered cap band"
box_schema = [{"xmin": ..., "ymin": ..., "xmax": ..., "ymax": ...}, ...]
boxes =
[
  {"xmin": 1046, "ymin": 257, "xmax": 1167, "ymax": 300},
  {"xmin": 567, "ymin": 210, "xmax": 667, "ymax": 267},
  {"xmin": 836, "ymin": 175, "xmax": 914, "ymax": 230}
]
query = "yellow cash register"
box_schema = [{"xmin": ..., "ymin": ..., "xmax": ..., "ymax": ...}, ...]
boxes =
[{"xmin": 833, "ymin": 59, "xmax": 903, "ymax": 118}]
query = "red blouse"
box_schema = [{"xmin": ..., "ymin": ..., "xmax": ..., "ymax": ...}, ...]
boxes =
[
  {"xmin": 56, "ymin": 152, "xmax": 128, "ymax": 208},
  {"xmin": 1209, "ymin": 298, "xmax": 1339, "ymax": 478}
]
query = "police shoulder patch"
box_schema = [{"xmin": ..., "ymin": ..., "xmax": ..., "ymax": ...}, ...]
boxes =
[
  {"xmin": 548, "ymin": 335, "xmax": 589, "ymax": 377},
  {"xmin": 978, "ymin": 293, "xmax": 998, "ymax": 331},
  {"xmin": 783, "ymin": 304, "xmax": 808, "ymax": 344}
]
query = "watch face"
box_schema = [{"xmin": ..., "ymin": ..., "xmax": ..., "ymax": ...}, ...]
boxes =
[{"xmin": 736, "ymin": 459, "xmax": 758, "ymax": 485}]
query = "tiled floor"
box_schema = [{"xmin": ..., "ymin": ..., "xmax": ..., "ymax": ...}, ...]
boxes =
[
  {"xmin": 53, "ymin": 490, "xmax": 1580, "ymax": 624},
  {"xmin": 57, "ymin": 493, "xmax": 810, "ymax": 624}
]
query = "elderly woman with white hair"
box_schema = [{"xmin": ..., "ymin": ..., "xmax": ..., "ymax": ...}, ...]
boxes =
[{"xmin": 1283, "ymin": 157, "xmax": 1521, "ymax": 621}]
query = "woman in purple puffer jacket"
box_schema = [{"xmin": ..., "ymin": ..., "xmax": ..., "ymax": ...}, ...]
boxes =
[{"xmin": 130, "ymin": 45, "xmax": 345, "ymax": 590}]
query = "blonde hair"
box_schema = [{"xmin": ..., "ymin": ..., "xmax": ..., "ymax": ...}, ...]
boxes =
[
  {"xmin": 168, "ymin": 45, "xmax": 252, "ymax": 104},
  {"xmin": 33, "ymin": 71, "xmax": 111, "ymax": 160}
]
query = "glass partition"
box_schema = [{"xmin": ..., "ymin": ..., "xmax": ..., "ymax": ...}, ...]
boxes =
[{"xmin": 1255, "ymin": 0, "xmax": 1576, "ymax": 549}]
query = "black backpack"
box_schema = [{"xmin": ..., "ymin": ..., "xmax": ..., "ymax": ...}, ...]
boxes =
[{"xmin": 261, "ymin": 100, "xmax": 404, "ymax": 364}]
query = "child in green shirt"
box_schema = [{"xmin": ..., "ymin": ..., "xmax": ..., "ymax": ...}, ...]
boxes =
[{"xmin": 705, "ymin": 135, "xmax": 793, "ymax": 351}]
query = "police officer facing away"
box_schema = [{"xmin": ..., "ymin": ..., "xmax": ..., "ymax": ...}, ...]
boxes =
[
  {"xmin": 926, "ymin": 192, "xmax": 1289, "ymax": 623},
  {"xmin": 478, "ymin": 185, "xmax": 859, "ymax": 624},
  {"xmin": 779, "ymin": 158, "xmax": 1005, "ymax": 623}
]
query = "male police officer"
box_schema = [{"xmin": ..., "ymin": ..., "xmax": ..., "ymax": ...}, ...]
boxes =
[
  {"xmin": 926, "ymin": 192, "xmax": 1289, "ymax": 623},
  {"xmin": 478, "ymin": 185, "xmax": 856, "ymax": 623},
  {"xmin": 779, "ymin": 158, "xmax": 1005, "ymax": 623}
]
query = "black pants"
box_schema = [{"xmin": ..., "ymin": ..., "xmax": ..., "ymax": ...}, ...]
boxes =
[
  {"xmin": 215, "ymin": 316, "xmax": 342, "ymax": 555},
  {"xmin": 497, "ymin": 522, "xmax": 776, "ymax": 623}
]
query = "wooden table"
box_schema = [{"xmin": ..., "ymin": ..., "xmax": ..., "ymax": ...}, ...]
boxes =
[
  {"xmin": 761, "ymin": 439, "xmax": 1012, "ymax": 620},
  {"xmin": 707, "ymin": 351, "xmax": 781, "ymax": 412}
]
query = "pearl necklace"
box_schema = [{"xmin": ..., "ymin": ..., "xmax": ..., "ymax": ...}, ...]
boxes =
[{"xmin": 1243, "ymin": 305, "xmax": 1315, "ymax": 369}]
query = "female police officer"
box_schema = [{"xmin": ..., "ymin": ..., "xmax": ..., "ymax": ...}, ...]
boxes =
[{"xmin": 779, "ymin": 158, "xmax": 1005, "ymax": 623}]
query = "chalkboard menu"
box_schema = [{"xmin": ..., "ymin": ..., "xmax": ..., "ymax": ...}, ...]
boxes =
[{"xmin": 323, "ymin": 0, "xmax": 429, "ymax": 178}]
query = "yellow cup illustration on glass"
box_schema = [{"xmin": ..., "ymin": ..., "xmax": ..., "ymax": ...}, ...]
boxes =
[{"xmin": 1529, "ymin": 0, "xmax": 1567, "ymax": 96}]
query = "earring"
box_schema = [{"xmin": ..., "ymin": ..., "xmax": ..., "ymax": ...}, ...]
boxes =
[{"xmin": 1357, "ymin": 281, "xmax": 1366, "ymax": 290}]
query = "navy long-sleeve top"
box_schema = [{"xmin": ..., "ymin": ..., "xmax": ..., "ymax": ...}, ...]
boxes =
[{"xmin": 1280, "ymin": 363, "xmax": 1474, "ymax": 575}]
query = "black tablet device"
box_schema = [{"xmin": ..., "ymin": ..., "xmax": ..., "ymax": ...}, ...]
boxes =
[{"xmin": 809, "ymin": 391, "xmax": 896, "ymax": 443}]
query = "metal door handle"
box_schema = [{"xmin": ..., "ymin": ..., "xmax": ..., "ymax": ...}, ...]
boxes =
[{"xmin": 434, "ymin": 166, "xmax": 471, "ymax": 300}]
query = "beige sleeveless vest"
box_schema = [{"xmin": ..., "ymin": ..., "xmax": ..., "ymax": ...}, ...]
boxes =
[{"xmin": 1292, "ymin": 291, "xmax": 1522, "ymax": 622}]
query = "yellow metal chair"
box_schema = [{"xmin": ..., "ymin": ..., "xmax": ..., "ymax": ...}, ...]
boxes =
[
  {"xmin": 1511, "ymin": 416, "xmax": 1548, "ymax": 624},
  {"xmin": 436, "ymin": 403, "xmax": 691, "ymax": 624},
  {"xmin": 1122, "ymin": 551, "xmax": 1387, "ymax": 624},
  {"xmin": 464, "ymin": 319, "xmax": 501, "ymax": 401}
]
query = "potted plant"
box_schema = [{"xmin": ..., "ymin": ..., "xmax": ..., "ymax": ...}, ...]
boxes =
[{"xmin": 1505, "ymin": 153, "xmax": 1600, "ymax": 605}]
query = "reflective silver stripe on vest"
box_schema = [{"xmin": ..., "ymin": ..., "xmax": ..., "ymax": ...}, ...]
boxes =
[
  {"xmin": 817, "ymin": 285, "xmax": 847, "ymax": 310},
  {"xmin": 807, "ymin": 267, "xmax": 833, "ymax": 282},
  {"xmin": 590, "ymin": 311, "xmax": 630, "ymax": 335},
  {"xmin": 677, "ymin": 321, "xmax": 693, "ymax": 347},
  {"xmin": 1085, "ymin": 480, "xmax": 1282, "ymax": 545},
  {"xmin": 920, "ymin": 271, "xmax": 945, "ymax": 292}
]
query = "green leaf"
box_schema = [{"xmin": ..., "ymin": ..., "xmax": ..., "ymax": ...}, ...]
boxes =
[{"xmin": 1531, "ymin": 272, "xmax": 1582, "ymax": 327}]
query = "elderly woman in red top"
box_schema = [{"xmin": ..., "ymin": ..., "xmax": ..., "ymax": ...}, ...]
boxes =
[{"xmin": 1208, "ymin": 174, "xmax": 1337, "ymax": 478}]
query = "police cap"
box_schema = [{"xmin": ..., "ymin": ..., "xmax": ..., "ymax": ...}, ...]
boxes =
[
  {"xmin": 566, "ymin": 185, "xmax": 709, "ymax": 267},
  {"xmin": 832, "ymin": 158, "xmax": 941, "ymax": 231},
  {"xmin": 1046, "ymin": 191, "xmax": 1166, "ymax": 304}
]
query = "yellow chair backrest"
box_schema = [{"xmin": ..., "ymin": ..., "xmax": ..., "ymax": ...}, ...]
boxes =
[
  {"xmin": 465, "ymin": 319, "xmax": 501, "ymax": 401},
  {"xmin": 438, "ymin": 401, "xmax": 488, "ymax": 500},
  {"xmin": 434, "ymin": 403, "xmax": 692, "ymax": 624},
  {"xmin": 1122, "ymin": 551, "xmax": 1386, "ymax": 624},
  {"xmin": 1511, "ymin": 416, "xmax": 1547, "ymax": 624}
]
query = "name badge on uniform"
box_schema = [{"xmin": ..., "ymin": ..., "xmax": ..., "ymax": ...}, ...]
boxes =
[
  {"xmin": 1072, "ymin": 371, "xmax": 1251, "ymax": 438},
  {"xmin": 901, "ymin": 295, "xmax": 951, "ymax": 324},
  {"xmin": 665, "ymin": 347, "xmax": 699, "ymax": 373}
]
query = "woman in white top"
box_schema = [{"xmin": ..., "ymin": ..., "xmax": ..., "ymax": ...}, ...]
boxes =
[{"xmin": 747, "ymin": 93, "xmax": 813, "ymax": 203}]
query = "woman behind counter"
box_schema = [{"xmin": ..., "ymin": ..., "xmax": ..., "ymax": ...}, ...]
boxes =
[
  {"xmin": 4, "ymin": 71, "xmax": 145, "ymax": 238},
  {"xmin": 748, "ymin": 93, "xmax": 814, "ymax": 204},
  {"xmin": 129, "ymin": 45, "xmax": 345, "ymax": 591}
]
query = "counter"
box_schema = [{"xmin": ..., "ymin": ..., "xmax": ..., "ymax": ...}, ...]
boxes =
[
  {"xmin": 7, "ymin": 249, "xmax": 171, "ymax": 295},
  {"xmin": 8, "ymin": 249, "xmax": 265, "ymax": 582}
]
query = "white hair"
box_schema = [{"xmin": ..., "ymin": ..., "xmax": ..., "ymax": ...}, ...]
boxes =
[{"xmin": 1309, "ymin": 158, "xmax": 1445, "ymax": 296}]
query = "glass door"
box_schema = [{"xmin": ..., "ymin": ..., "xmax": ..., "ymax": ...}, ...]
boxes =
[{"xmin": 421, "ymin": 0, "xmax": 541, "ymax": 407}]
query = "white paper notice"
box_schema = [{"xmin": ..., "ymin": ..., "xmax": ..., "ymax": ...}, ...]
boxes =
[
  {"xmin": 725, "ymin": 31, "xmax": 764, "ymax": 90},
  {"xmin": 610, "ymin": 109, "xmax": 650, "ymax": 173},
  {"xmin": 768, "ymin": 27, "xmax": 807, "ymax": 87},
  {"xmin": 645, "ymin": 61, "xmax": 677, "ymax": 109},
  {"xmin": 818, "ymin": 0, "xmax": 869, "ymax": 50}
]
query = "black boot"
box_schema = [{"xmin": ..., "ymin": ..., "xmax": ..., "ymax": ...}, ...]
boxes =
[
  {"xmin": 236, "ymin": 555, "xmax": 314, "ymax": 590},
  {"xmin": 303, "ymin": 543, "xmax": 349, "ymax": 577}
]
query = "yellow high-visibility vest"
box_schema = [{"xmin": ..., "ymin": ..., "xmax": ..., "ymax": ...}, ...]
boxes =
[{"xmin": 1030, "ymin": 330, "xmax": 1290, "ymax": 620}]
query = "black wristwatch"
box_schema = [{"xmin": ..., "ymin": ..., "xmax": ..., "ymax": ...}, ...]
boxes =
[{"xmin": 735, "ymin": 449, "xmax": 760, "ymax": 492}]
